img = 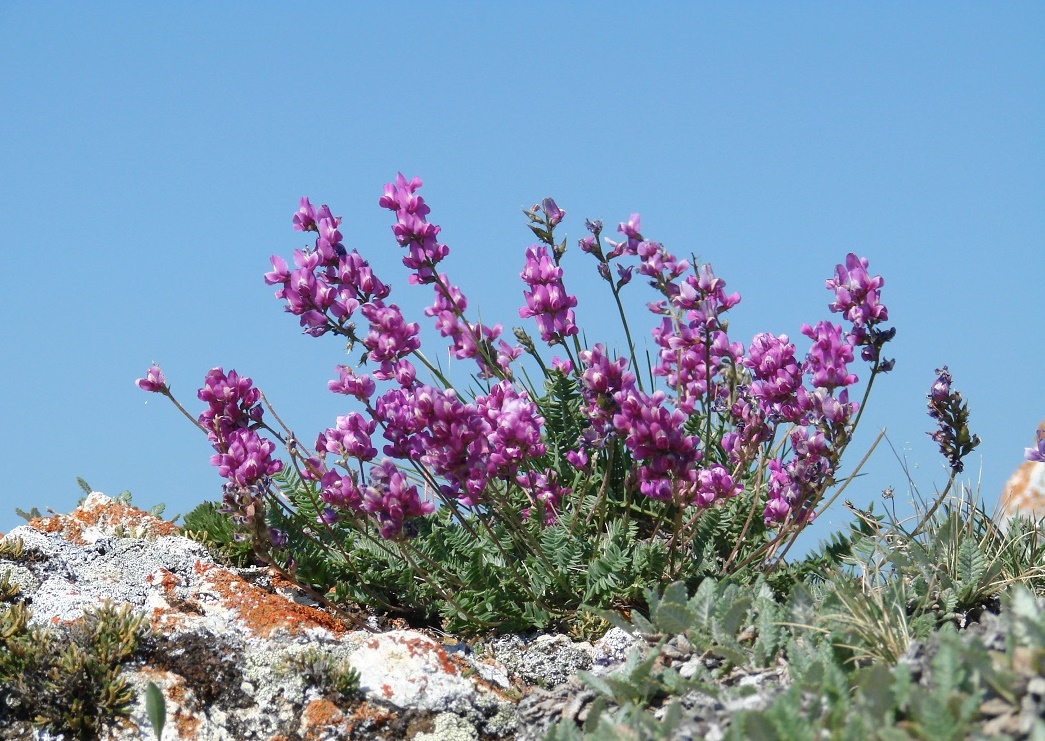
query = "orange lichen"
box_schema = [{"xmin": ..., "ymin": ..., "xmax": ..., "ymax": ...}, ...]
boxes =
[
  {"xmin": 345, "ymin": 701, "xmax": 396, "ymax": 734},
  {"xmin": 999, "ymin": 421, "xmax": 1045, "ymax": 526},
  {"xmin": 301, "ymin": 698, "xmax": 347, "ymax": 739},
  {"xmin": 197, "ymin": 562, "xmax": 347, "ymax": 638},
  {"xmin": 27, "ymin": 494, "xmax": 180, "ymax": 545}
]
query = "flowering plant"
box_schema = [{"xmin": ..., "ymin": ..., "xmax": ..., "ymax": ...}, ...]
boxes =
[{"xmin": 140, "ymin": 175, "xmax": 895, "ymax": 633}]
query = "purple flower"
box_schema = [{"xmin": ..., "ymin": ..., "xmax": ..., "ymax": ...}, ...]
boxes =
[
  {"xmin": 637, "ymin": 241, "xmax": 689, "ymax": 283},
  {"xmin": 379, "ymin": 173, "xmax": 449, "ymax": 285},
  {"xmin": 826, "ymin": 253, "xmax": 888, "ymax": 327},
  {"xmin": 359, "ymin": 301, "xmax": 421, "ymax": 381},
  {"xmin": 763, "ymin": 458, "xmax": 796, "ymax": 525},
  {"xmin": 477, "ymin": 381, "xmax": 546, "ymax": 478},
  {"xmin": 616, "ymin": 213, "xmax": 643, "ymax": 255},
  {"xmin": 542, "ymin": 198, "xmax": 564, "ymax": 227},
  {"xmin": 316, "ymin": 413, "xmax": 378, "ymax": 463},
  {"xmin": 745, "ymin": 333, "xmax": 807, "ymax": 422},
  {"xmin": 361, "ymin": 459, "xmax": 435, "ymax": 539},
  {"xmin": 328, "ymin": 366, "xmax": 376, "ymax": 402},
  {"xmin": 688, "ymin": 465, "xmax": 742, "ymax": 508},
  {"xmin": 578, "ymin": 344, "xmax": 636, "ymax": 426},
  {"xmin": 375, "ymin": 385, "xmax": 493, "ymax": 506},
  {"xmin": 613, "ymin": 388, "xmax": 701, "ymax": 501},
  {"xmin": 929, "ymin": 369, "xmax": 950, "ymax": 402},
  {"xmin": 516, "ymin": 468, "xmax": 569, "ymax": 524},
  {"xmin": 292, "ymin": 196, "xmax": 318, "ymax": 232},
  {"xmin": 197, "ymin": 367, "xmax": 263, "ymax": 445},
  {"xmin": 519, "ymin": 245, "xmax": 579, "ymax": 344},
  {"xmin": 1026, "ymin": 428, "xmax": 1045, "ymax": 463},
  {"xmin": 209, "ymin": 428, "xmax": 282, "ymax": 487},
  {"xmin": 825, "ymin": 253, "xmax": 895, "ymax": 368},
  {"xmin": 801, "ymin": 321, "xmax": 857, "ymax": 390},
  {"xmin": 136, "ymin": 364, "xmax": 167, "ymax": 393},
  {"xmin": 722, "ymin": 395, "xmax": 773, "ymax": 465},
  {"xmin": 320, "ymin": 470, "xmax": 362, "ymax": 511}
]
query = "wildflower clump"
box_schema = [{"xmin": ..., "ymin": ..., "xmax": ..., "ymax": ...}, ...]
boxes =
[{"xmin": 143, "ymin": 175, "xmax": 896, "ymax": 633}]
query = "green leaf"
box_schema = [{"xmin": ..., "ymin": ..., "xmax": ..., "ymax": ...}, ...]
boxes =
[
  {"xmin": 145, "ymin": 681, "xmax": 166, "ymax": 740},
  {"xmin": 654, "ymin": 603, "xmax": 694, "ymax": 635},
  {"xmin": 956, "ymin": 538, "xmax": 985, "ymax": 590}
]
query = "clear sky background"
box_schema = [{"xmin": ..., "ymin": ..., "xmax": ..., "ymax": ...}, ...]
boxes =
[{"xmin": 1, "ymin": 4, "xmax": 1042, "ymax": 555}]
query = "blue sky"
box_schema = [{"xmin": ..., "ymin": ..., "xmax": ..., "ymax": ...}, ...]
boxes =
[{"xmin": 1, "ymin": 4, "xmax": 1042, "ymax": 553}]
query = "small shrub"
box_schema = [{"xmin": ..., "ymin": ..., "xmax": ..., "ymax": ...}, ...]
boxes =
[{"xmin": 0, "ymin": 600, "xmax": 150, "ymax": 739}]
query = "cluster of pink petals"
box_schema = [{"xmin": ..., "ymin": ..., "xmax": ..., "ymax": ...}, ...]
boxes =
[
  {"xmin": 745, "ymin": 333, "xmax": 809, "ymax": 423},
  {"xmin": 266, "ymin": 197, "xmax": 390, "ymax": 337},
  {"xmin": 361, "ymin": 459, "xmax": 435, "ymax": 539},
  {"xmin": 210, "ymin": 428, "xmax": 282, "ymax": 487},
  {"xmin": 197, "ymin": 367, "xmax": 264, "ymax": 445},
  {"xmin": 613, "ymin": 389, "xmax": 702, "ymax": 501},
  {"xmin": 316, "ymin": 412, "xmax": 378, "ymax": 464},
  {"xmin": 519, "ymin": 245, "xmax": 579, "ymax": 344},
  {"xmin": 577, "ymin": 343, "xmax": 636, "ymax": 427},
  {"xmin": 826, "ymin": 253, "xmax": 888, "ymax": 328},
  {"xmin": 801, "ymin": 321, "xmax": 858, "ymax": 391},
  {"xmin": 135, "ymin": 364, "xmax": 167, "ymax": 393},
  {"xmin": 516, "ymin": 468, "xmax": 570, "ymax": 524},
  {"xmin": 196, "ymin": 368, "xmax": 282, "ymax": 488},
  {"xmin": 379, "ymin": 173, "xmax": 449, "ymax": 286}
]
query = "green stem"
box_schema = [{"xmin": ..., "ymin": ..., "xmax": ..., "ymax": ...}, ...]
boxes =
[{"xmin": 608, "ymin": 279, "xmax": 644, "ymax": 394}]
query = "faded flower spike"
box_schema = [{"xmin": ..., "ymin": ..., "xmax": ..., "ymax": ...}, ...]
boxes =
[{"xmin": 926, "ymin": 366, "xmax": 980, "ymax": 474}]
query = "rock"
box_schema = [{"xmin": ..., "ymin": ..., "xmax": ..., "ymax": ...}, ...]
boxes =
[{"xmin": 0, "ymin": 492, "xmax": 601, "ymax": 740}]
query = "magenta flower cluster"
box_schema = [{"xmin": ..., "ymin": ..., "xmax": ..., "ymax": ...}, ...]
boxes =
[
  {"xmin": 519, "ymin": 245, "xmax": 578, "ymax": 345},
  {"xmin": 195, "ymin": 368, "xmax": 282, "ymax": 486},
  {"xmin": 140, "ymin": 174, "xmax": 896, "ymax": 541}
]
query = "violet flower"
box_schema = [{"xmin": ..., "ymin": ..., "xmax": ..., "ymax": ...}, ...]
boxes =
[
  {"xmin": 379, "ymin": 173, "xmax": 449, "ymax": 285},
  {"xmin": 613, "ymin": 388, "xmax": 701, "ymax": 501},
  {"xmin": 1026, "ymin": 428, "xmax": 1045, "ymax": 463},
  {"xmin": 359, "ymin": 301, "xmax": 421, "ymax": 381},
  {"xmin": 688, "ymin": 465, "xmax": 742, "ymax": 508},
  {"xmin": 516, "ymin": 468, "xmax": 569, "ymax": 524},
  {"xmin": 825, "ymin": 253, "xmax": 895, "ymax": 369},
  {"xmin": 136, "ymin": 364, "xmax": 167, "ymax": 393},
  {"xmin": 210, "ymin": 428, "xmax": 282, "ymax": 487},
  {"xmin": 745, "ymin": 333, "xmax": 808, "ymax": 423},
  {"xmin": 328, "ymin": 366, "xmax": 376, "ymax": 402},
  {"xmin": 316, "ymin": 412, "xmax": 378, "ymax": 463},
  {"xmin": 578, "ymin": 343, "xmax": 636, "ymax": 427},
  {"xmin": 519, "ymin": 244, "xmax": 579, "ymax": 344},
  {"xmin": 477, "ymin": 381, "xmax": 547, "ymax": 478},
  {"xmin": 360, "ymin": 459, "xmax": 435, "ymax": 539},
  {"xmin": 801, "ymin": 321, "xmax": 858, "ymax": 391},
  {"xmin": 320, "ymin": 470, "xmax": 363, "ymax": 512},
  {"xmin": 197, "ymin": 367, "xmax": 263, "ymax": 445}
]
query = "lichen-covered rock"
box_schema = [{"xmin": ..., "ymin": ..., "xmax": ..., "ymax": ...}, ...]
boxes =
[{"xmin": 0, "ymin": 493, "xmax": 593, "ymax": 740}]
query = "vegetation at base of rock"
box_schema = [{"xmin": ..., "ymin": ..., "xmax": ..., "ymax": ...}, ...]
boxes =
[
  {"xmin": 276, "ymin": 647, "xmax": 361, "ymax": 700},
  {"xmin": 544, "ymin": 486, "xmax": 1045, "ymax": 739},
  {"xmin": 182, "ymin": 499, "xmax": 257, "ymax": 567},
  {"xmin": 0, "ymin": 599, "xmax": 150, "ymax": 739}
]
